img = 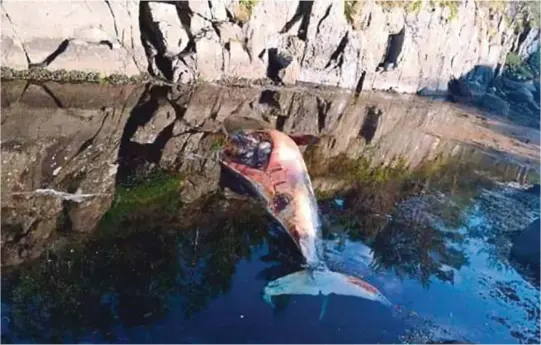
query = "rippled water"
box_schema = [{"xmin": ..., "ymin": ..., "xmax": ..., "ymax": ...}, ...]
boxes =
[{"xmin": 1, "ymin": 81, "xmax": 540, "ymax": 344}]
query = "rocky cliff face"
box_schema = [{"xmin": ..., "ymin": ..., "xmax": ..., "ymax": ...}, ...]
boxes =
[
  {"xmin": 1, "ymin": 80, "xmax": 539, "ymax": 266},
  {"xmin": 1, "ymin": 0, "xmax": 539, "ymax": 94}
]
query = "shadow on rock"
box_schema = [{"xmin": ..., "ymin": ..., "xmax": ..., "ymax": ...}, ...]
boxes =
[{"xmin": 115, "ymin": 84, "xmax": 191, "ymax": 186}]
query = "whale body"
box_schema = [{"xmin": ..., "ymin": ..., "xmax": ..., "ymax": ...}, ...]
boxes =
[{"xmin": 220, "ymin": 129, "xmax": 392, "ymax": 310}]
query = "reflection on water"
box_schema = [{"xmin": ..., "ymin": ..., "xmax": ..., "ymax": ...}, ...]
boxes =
[
  {"xmin": 2, "ymin": 192, "xmax": 272, "ymax": 343},
  {"xmin": 1, "ymin": 81, "xmax": 540, "ymax": 344},
  {"xmin": 3, "ymin": 156, "xmax": 540, "ymax": 343}
]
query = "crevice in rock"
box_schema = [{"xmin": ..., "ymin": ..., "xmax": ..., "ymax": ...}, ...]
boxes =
[
  {"xmin": 493, "ymin": 62, "xmax": 502, "ymax": 81},
  {"xmin": 325, "ymin": 32, "xmax": 348, "ymax": 70},
  {"xmin": 115, "ymin": 84, "xmax": 179, "ymax": 186},
  {"xmin": 41, "ymin": 83, "xmax": 65, "ymax": 107},
  {"xmin": 74, "ymin": 110, "xmax": 111, "ymax": 158},
  {"xmin": 139, "ymin": 1, "xmax": 170, "ymax": 79},
  {"xmin": 267, "ymin": 48, "xmax": 293, "ymax": 85},
  {"xmin": 28, "ymin": 37, "xmax": 113, "ymax": 70},
  {"xmin": 1, "ymin": 2, "xmax": 32, "ymax": 67},
  {"xmin": 242, "ymin": 38, "xmax": 253, "ymax": 63},
  {"xmin": 104, "ymin": 0, "xmax": 120, "ymax": 38},
  {"xmin": 513, "ymin": 24, "xmax": 532, "ymax": 53},
  {"xmin": 258, "ymin": 90, "xmax": 282, "ymax": 111},
  {"xmin": 316, "ymin": 5, "xmax": 332, "ymax": 36},
  {"xmin": 224, "ymin": 41, "xmax": 230, "ymax": 72},
  {"xmin": 57, "ymin": 200, "xmax": 74, "ymax": 234},
  {"xmin": 175, "ymin": 1, "xmax": 194, "ymax": 39},
  {"xmin": 12, "ymin": 221, "xmax": 33, "ymax": 245},
  {"xmin": 280, "ymin": 1, "xmax": 314, "ymax": 41},
  {"xmin": 29, "ymin": 39, "xmax": 70, "ymax": 69},
  {"xmin": 224, "ymin": 7, "xmax": 236, "ymax": 24},
  {"xmin": 211, "ymin": 21, "xmax": 222, "ymax": 39},
  {"xmin": 275, "ymin": 115, "xmax": 288, "ymax": 131},
  {"xmin": 6, "ymin": 81, "xmax": 65, "ymax": 113},
  {"xmin": 316, "ymin": 97, "xmax": 329, "ymax": 133},
  {"xmin": 258, "ymin": 49, "xmax": 266, "ymax": 61},
  {"xmin": 359, "ymin": 106, "xmax": 382, "ymax": 144},
  {"xmin": 355, "ymin": 70, "xmax": 367, "ymax": 96},
  {"xmin": 209, "ymin": 95, "xmax": 221, "ymax": 121},
  {"xmin": 138, "ymin": 1, "xmax": 196, "ymax": 81},
  {"xmin": 377, "ymin": 27, "xmax": 405, "ymax": 72}
]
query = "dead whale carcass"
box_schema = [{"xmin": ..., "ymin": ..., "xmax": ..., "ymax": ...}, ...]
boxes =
[{"xmin": 219, "ymin": 129, "xmax": 392, "ymax": 310}]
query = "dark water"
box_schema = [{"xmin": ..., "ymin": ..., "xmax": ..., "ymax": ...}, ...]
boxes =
[{"xmin": 1, "ymin": 81, "xmax": 540, "ymax": 344}]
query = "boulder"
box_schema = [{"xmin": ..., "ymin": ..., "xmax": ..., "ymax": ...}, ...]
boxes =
[
  {"xmin": 0, "ymin": 0, "xmax": 145, "ymax": 75},
  {"xmin": 505, "ymin": 87, "xmax": 534, "ymax": 104},
  {"xmin": 448, "ymin": 77, "xmax": 473, "ymax": 103},
  {"xmin": 465, "ymin": 65, "xmax": 495, "ymax": 92},
  {"xmin": 510, "ymin": 218, "xmax": 540, "ymax": 277},
  {"xmin": 479, "ymin": 93, "xmax": 510, "ymax": 116},
  {"xmin": 502, "ymin": 75, "xmax": 537, "ymax": 92}
]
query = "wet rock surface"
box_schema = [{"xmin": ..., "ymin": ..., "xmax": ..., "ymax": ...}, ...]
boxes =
[
  {"xmin": 2, "ymin": 82, "xmax": 538, "ymax": 265},
  {"xmin": 1, "ymin": 80, "xmax": 540, "ymax": 268},
  {"xmin": 1, "ymin": 79, "xmax": 540, "ymax": 344}
]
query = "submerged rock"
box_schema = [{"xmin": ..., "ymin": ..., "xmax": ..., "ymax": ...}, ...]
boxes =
[{"xmin": 510, "ymin": 218, "xmax": 540, "ymax": 279}]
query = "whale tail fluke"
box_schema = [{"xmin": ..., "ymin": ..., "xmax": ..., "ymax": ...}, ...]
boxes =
[{"xmin": 262, "ymin": 269, "xmax": 392, "ymax": 313}]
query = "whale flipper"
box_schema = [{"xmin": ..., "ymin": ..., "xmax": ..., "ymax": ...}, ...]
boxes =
[{"xmin": 263, "ymin": 269, "xmax": 392, "ymax": 310}]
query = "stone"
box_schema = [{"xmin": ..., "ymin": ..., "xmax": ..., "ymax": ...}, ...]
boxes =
[
  {"xmin": 224, "ymin": 41, "xmax": 266, "ymax": 79},
  {"xmin": 346, "ymin": 1, "xmax": 367, "ymax": 31},
  {"xmin": 298, "ymin": 1, "xmax": 355, "ymax": 87},
  {"xmin": 146, "ymin": 2, "xmax": 190, "ymax": 58},
  {"xmin": 448, "ymin": 78, "xmax": 473, "ymax": 103},
  {"xmin": 195, "ymin": 30, "xmax": 224, "ymax": 81},
  {"xmin": 479, "ymin": 93, "xmax": 510, "ymax": 116},
  {"xmin": 132, "ymin": 102, "xmax": 177, "ymax": 145},
  {"xmin": 68, "ymin": 195, "xmax": 114, "ymax": 233},
  {"xmin": 0, "ymin": 0, "xmax": 534, "ymax": 95},
  {"xmin": 2, "ymin": 80, "xmax": 540, "ymax": 268},
  {"xmin": 510, "ymin": 218, "xmax": 540, "ymax": 276},
  {"xmin": 517, "ymin": 28, "xmax": 540, "ymax": 60},
  {"xmin": 465, "ymin": 65, "xmax": 495, "ymax": 91},
  {"xmin": 505, "ymin": 87, "xmax": 534, "ymax": 104},
  {"xmin": 0, "ymin": 0, "xmax": 145, "ymax": 75},
  {"xmin": 172, "ymin": 56, "xmax": 196, "ymax": 84},
  {"xmin": 502, "ymin": 76, "xmax": 537, "ymax": 93}
]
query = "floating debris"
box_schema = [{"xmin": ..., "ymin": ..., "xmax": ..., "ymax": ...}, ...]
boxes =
[{"xmin": 10, "ymin": 189, "xmax": 110, "ymax": 203}]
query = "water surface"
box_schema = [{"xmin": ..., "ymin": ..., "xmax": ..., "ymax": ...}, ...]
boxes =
[{"xmin": 1, "ymin": 81, "xmax": 540, "ymax": 344}]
